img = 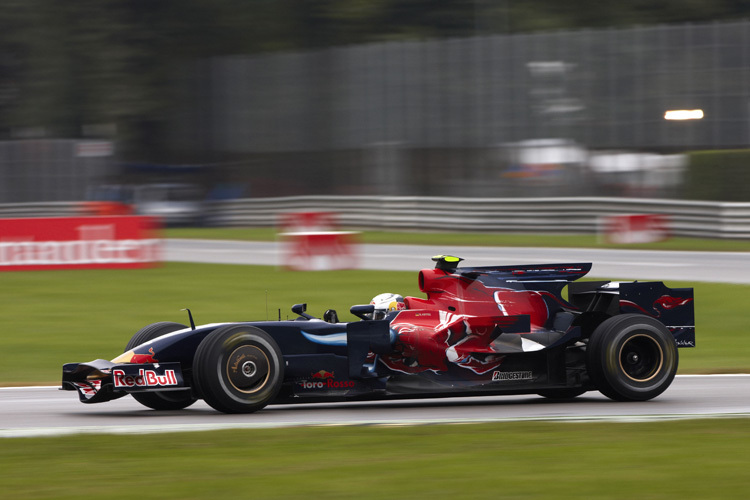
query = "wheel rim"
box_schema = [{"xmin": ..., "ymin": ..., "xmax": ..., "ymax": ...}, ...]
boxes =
[
  {"xmin": 226, "ymin": 345, "xmax": 270, "ymax": 394},
  {"xmin": 618, "ymin": 334, "xmax": 664, "ymax": 382}
]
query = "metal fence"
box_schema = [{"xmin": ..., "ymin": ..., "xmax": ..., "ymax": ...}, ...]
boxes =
[{"xmin": 0, "ymin": 201, "xmax": 82, "ymax": 219}]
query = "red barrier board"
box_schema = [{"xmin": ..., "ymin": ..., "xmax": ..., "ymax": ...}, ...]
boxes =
[
  {"xmin": 278, "ymin": 212, "xmax": 360, "ymax": 270},
  {"xmin": 0, "ymin": 216, "xmax": 162, "ymax": 271},
  {"xmin": 602, "ymin": 214, "xmax": 668, "ymax": 244},
  {"xmin": 281, "ymin": 231, "xmax": 360, "ymax": 271}
]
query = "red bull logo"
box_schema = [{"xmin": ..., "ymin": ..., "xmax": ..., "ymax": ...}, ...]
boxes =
[
  {"xmin": 113, "ymin": 368, "xmax": 178, "ymax": 388},
  {"xmin": 311, "ymin": 370, "xmax": 335, "ymax": 379},
  {"xmin": 130, "ymin": 347, "xmax": 159, "ymax": 364}
]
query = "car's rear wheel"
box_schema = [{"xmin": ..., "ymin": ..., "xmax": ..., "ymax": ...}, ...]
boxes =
[
  {"xmin": 587, "ymin": 314, "xmax": 678, "ymax": 401},
  {"xmin": 125, "ymin": 322, "xmax": 197, "ymax": 411},
  {"xmin": 192, "ymin": 325, "xmax": 284, "ymax": 414}
]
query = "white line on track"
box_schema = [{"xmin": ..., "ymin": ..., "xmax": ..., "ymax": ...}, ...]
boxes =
[{"xmin": 1, "ymin": 413, "xmax": 750, "ymax": 439}]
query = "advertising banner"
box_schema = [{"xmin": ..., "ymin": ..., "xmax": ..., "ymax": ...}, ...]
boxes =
[
  {"xmin": 278, "ymin": 212, "xmax": 360, "ymax": 271},
  {"xmin": 601, "ymin": 214, "xmax": 668, "ymax": 244},
  {"xmin": 0, "ymin": 216, "xmax": 162, "ymax": 271}
]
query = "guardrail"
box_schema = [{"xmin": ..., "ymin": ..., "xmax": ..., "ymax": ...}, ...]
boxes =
[
  {"xmin": 0, "ymin": 202, "xmax": 82, "ymax": 219},
  {"xmin": 2, "ymin": 197, "xmax": 749, "ymax": 239},
  {"xmin": 210, "ymin": 196, "xmax": 750, "ymax": 239}
]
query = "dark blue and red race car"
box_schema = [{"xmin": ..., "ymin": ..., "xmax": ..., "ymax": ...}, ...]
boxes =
[{"xmin": 62, "ymin": 256, "xmax": 695, "ymax": 413}]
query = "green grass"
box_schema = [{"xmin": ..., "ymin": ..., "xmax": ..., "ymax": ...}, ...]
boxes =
[
  {"xmin": 2, "ymin": 264, "xmax": 747, "ymax": 498},
  {"xmin": 165, "ymin": 227, "xmax": 750, "ymax": 252},
  {"xmin": 2, "ymin": 421, "xmax": 749, "ymax": 499},
  {"xmin": 0, "ymin": 262, "xmax": 746, "ymax": 385}
]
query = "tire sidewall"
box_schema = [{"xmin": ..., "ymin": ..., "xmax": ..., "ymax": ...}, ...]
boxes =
[
  {"xmin": 589, "ymin": 314, "xmax": 678, "ymax": 401},
  {"xmin": 126, "ymin": 321, "xmax": 188, "ymax": 351}
]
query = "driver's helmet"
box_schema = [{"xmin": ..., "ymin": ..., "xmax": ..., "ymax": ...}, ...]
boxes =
[{"xmin": 370, "ymin": 292, "xmax": 405, "ymax": 320}]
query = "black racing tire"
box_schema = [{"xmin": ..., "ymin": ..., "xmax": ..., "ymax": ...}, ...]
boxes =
[
  {"xmin": 587, "ymin": 314, "xmax": 678, "ymax": 402},
  {"xmin": 537, "ymin": 388, "xmax": 587, "ymax": 400},
  {"xmin": 192, "ymin": 325, "xmax": 284, "ymax": 414},
  {"xmin": 124, "ymin": 321, "xmax": 197, "ymax": 411}
]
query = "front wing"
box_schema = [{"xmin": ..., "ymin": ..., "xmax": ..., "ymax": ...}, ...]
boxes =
[{"xmin": 62, "ymin": 359, "xmax": 187, "ymax": 403}]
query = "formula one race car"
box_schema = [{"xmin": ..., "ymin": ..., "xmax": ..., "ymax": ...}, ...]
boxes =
[{"xmin": 62, "ymin": 256, "xmax": 695, "ymax": 413}]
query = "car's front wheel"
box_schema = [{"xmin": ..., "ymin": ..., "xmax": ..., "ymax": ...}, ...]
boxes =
[
  {"xmin": 192, "ymin": 325, "xmax": 284, "ymax": 414},
  {"xmin": 125, "ymin": 322, "xmax": 197, "ymax": 411},
  {"xmin": 587, "ymin": 314, "xmax": 678, "ymax": 401}
]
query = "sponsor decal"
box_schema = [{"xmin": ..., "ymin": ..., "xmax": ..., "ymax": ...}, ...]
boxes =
[
  {"xmin": 73, "ymin": 380, "xmax": 102, "ymax": 399},
  {"xmin": 492, "ymin": 370, "xmax": 533, "ymax": 381},
  {"xmin": 298, "ymin": 370, "xmax": 355, "ymax": 390},
  {"xmin": 654, "ymin": 295, "xmax": 693, "ymax": 310},
  {"xmin": 312, "ymin": 370, "xmax": 335, "ymax": 379},
  {"xmin": 113, "ymin": 368, "xmax": 178, "ymax": 388},
  {"xmin": 620, "ymin": 295, "xmax": 694, "ymax": 318},
  {"xmin": 230, "ymin": 352, "xmax": 249, "ymax": 373},
  {"xmin": 130, "ymin": 347, "xmax": 159, "ymax": 364}
]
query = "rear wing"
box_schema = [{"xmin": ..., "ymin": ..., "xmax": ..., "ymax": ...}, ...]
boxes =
[
  {"xmin": 619, "ymin": 281, "xmax": 695, "ymax": 347},
  {"xmin": 570, "ymin": 280, "xmax": 695, "ymax": 348}
]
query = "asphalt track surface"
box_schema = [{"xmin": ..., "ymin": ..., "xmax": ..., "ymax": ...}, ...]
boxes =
[
  {"xmin": 2, "ymin": 376, "xmax": 749, "ymax": 437},
  {"xmin": 3, "ymin": 240, "xmax": 749, "ymax": 437},
  {"xmin": 166, "ymin": 239, "xmax": 750, "ymax": 284}
]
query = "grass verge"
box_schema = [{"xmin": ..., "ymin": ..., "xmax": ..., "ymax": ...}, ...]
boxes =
[
  {"xmin": 0, "ymin": 262, "xmax": 746, "ymax": 385},
  {"xmin": 1, "ymin": 420, "xmax": 749, "ymax": 499},
  {"xmin": 165, "ymin": 227, "xmax": 750, "ymax": 252}
]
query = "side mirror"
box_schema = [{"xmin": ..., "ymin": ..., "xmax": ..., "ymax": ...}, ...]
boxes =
[
  {"xmin": 292, "ymin": 303, "xmax": 315, "ymax": 320},
  {"xmin": 350, "ymin": 304, "xmax": 375, "ymax": 320},
  {"xmin": 323, "ymin": 309, "xmax": 339, "ymax": 323}
]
